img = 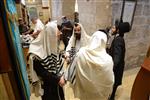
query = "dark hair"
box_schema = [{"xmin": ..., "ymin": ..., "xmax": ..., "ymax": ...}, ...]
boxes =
[
  {"xmin": 74, "ymin": 23, "xmax": 79, "ymax": 27},
  {"xmin": 57, "ymin": 25, "xmax": 62, "ymax": 31}
]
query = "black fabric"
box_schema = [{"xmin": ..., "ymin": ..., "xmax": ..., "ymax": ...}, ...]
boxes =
[
  {"xmin": 37, "ymin": 53, "xmax": 64, "ymax": 75},
  {"xmin": 118, "ymin": 22, "xmax": 131, "ymax": 36},
  {"xmin": 110, "ymin": 36, "xmax": 125, "ymax": 86},
  {"xmin": 61, "ymin": 21, "xmax": 73, "ymax": 50},
  {"xmin": 33, "ymin": 59, "xmax": 65, "ymax": 100},
  {"xmin": 19, "ymin": 25, "xmax": 29, "ymax": 35},
  {"xmin": 109, "ymin": 85, "xmax": 118, "ymax": 100}
]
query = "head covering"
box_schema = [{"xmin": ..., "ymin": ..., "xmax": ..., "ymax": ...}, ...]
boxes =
[
  {"xmin": 86, "ymin": 31, "xmax": 107, "ymax": 51},
  {"xmin": 29, "ymin": 21, "xmax": 58, "ymax": 59},
  {"xmin": 72, "ymin": 31, "xmax": 114, "ymax": 100},
  {"xmin": 28, "ymin": 26, "xmax": 46, "ymax": 59},
  {"xmin": 66, "ymin": 23, "xmax": 91, "ymax": 52},
  {"xmin": 118, "ymin": 22, "xmax": 131, "ymax": 36}
]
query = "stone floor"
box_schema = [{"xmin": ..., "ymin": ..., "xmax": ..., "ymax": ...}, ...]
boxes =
[{"xmin": 30, "ymin": 67, "xmax": 140, "ymax": 100}]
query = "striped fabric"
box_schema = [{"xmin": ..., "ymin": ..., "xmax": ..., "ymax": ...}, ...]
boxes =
[
  {"xmin": 34, "ymin": 53, "xmax": 65, "ymax": 75},
  {"xmin": 65, "ymin": 47, "xmax": 77, "ymax": 84}
]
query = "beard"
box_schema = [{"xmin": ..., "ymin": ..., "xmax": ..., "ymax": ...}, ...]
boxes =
[{"xmin": 75, "ymin": 33, "xmax": 81, "ymax": 40}]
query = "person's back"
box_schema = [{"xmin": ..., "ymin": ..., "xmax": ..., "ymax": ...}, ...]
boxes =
[{"xmin": 68, "ymin": 31, "xmax": 114, "ymax": 100}]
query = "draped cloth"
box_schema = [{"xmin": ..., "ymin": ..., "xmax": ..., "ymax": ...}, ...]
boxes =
[
  {"xmin": 65, "ymin": 23, "xmax": 91, "ymax": 85},
  {"xmin": 65, "ymin": 31, "xmax": 114, "ymax": 100},
  {"xmin": 66, "ymin": 23, "xmax": 91, "ymax": 53},
  {"xmin": 28, "ymin": 21, "xmax": 64, "ymax": 97}
]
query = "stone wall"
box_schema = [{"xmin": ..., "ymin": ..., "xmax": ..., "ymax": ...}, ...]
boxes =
[
  {"xmin": 51, "ymin": 0, "xmax": 150, "ymax": 69},
  {"xmin": 51, "ymin": 0, "xmax": 75, "ymax": 21},
  {"xmin": 25, "ymin": 0, "xmax": 51, "ymax": 23},
  {"xmin": 78, "ymin": 0, "xmax": 112, "ymax": 36},
  {"xmin": 62, "ymin": 0, "xmax": 75, "ymax": 20},
  {"xmin": 112, "ymin": 0, "xmax": 150, "ymax": 69},
  {"xmin": 51, "ymin": 0, "xmax": 62, "ymax": 20}
]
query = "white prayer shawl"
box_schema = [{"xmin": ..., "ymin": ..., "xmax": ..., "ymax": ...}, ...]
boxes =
[
  {"xmin": 73, "ymin": 31, "xmax": 114, "ymax": 100},
  {"xmin": 29, "ymin": 20, "xmax": 58, "ymax": 59},
  {"xmin": 33, "ymin": 19, "xmax": 44, "ymax": 33},
  {"xmin": 66, "ymin": 23, "xmax": 91, "ymax": 53},
  {"xmin": 28, "ymin": 21, "xmax": 61, "ymax": 97}
]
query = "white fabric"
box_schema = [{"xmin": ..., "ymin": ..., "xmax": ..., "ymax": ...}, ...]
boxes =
[
  {"xmin": 44, "ymin": 21, "xmax": 58, "ymax": 55},
  {"xmin": 75, "ymin": 0, "xmax": 78, "ymax": 12},
  {"xmin": 29, "ymin": 21, "xmax": 58, "ymax": 58},
  {"xmin": 72, "ymin": 31, "xmax": 114, "ymax": 100},
  {"xmin": 27, "ymin": 54, "xmax": 44, "ymax": 97},
  {"xmin": 66, "ymin": 23, "xmax": 91, "ymax": 55},
  {"xmin": 33, "ymin": 19, "xmax": 44, "ymax": 33},
  {"xmin": 28, "ymin": 21, "xmax": 58, "ymax": 97}
]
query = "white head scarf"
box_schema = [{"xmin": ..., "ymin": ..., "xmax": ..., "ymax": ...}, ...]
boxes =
[
  {"xmin": 73, "ymin": 31, "xmax": 114, "ymax": 100},
  {"xmin": 66, "ymin": 23, "xmax": 91, "ymax": 52},
  {"xmin": 87, "ymin": 31, "xmax": 107, "ymax": 51}
]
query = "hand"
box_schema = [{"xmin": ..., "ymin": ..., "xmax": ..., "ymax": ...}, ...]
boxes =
[
  {"xmin": 66, "ymin": 57, "xmax": 70, "ymax": 64},
  {"xmin": 59, "ymin": 75, "xmax": 66, "ymax": 87},
  {"xmin": 30, "ymin": 33, "xmax": 38, "ymax": 39}
]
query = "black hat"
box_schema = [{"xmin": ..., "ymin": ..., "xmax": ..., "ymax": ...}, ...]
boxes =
[{"xmin": 118, "ymin": 22, "xmax": 131, "ymax": 36}]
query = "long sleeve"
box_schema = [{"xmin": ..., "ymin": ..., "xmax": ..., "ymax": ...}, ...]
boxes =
[
  {"xmin": 112, "ymin": 37, "xmax": 125, "ymax": 69},
  {"xmin": 33, "ymin": 59, "xmax": 61, "ymax": 84}
]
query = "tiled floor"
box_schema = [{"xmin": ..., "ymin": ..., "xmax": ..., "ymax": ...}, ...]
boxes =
[{"xmin": 30, "ymin": 67, "xmax": 140, "ymax": 100}]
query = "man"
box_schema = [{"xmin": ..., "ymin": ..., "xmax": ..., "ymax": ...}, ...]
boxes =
[
  {"xmin": 63, "ymin": 31, "xmax": 114, "ymax": 100},
  {"xmin": 30, "ymin": 17, "xmax": 44, "ymax": 39},
  {"xmin": 106, "ymin": 19, "xmax": 120, "ymax": 54},
  {"xmin": 65, "ymin": 23, "xmax": 91, "ymax": 59},
  {"xmin": 61, "ymin": 23, "xmax": 91, "ymax": 100},
  {"xmin": 18, "ymin": 18, "xmax": 33, "ymax": 47},
  {"xmin": 28, "ymin": 21, "xmax": 65, "ymax": 100},
  {"xmin": 61, "ymin": 16, "xmax": 73, "ymax": 50},
  {"xmin": 109, "ymin": 22, "xmax": 131, "ymax": 100},
  {"xmin": 18, "ymin": 18, "xmax": 31, "ymax": 35}
]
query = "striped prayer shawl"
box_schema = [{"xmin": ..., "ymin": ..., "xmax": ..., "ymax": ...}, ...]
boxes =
[
  {"xmin": 65, "ymin": 47, "xmax": 77, "ymax": 84},
  {"xmin": 34, "ymin": 53, "xmax": 64, "ymax": 75}
]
